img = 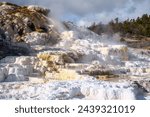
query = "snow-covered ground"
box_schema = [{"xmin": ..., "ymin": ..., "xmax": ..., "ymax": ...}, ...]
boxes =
[{"xmin": 0, "ymin": 22, "xmax": 149, "ymax": 100}]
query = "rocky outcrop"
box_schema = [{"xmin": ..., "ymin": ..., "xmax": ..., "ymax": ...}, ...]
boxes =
[
  {"xmin": 0, "ymin": 56, "xmax": 37, "ymax": 82},
  {"xmin": 36, "ymin": 50, "xmax": 82, "ymax": 80},
  {"xmin": 0, "ymin": 3, "xmax": 149, "ymax": 100},
  {"xmin": 0, "ymin": 2, "xmax": 60, "ymax": 58}
]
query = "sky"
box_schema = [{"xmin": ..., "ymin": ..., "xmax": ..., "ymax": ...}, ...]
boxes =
[{"xmin": 1, "ymin": 0, "xmax": 150, "ymax": 26}]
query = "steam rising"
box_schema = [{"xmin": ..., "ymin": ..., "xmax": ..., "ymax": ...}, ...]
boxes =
[
  {"xmin": 2, "ymin": 0, "xmax": 150, "ymax": 26},
  {"xmin": 0, "ymin": 2, "xmax": 149, "ymax": 100}
]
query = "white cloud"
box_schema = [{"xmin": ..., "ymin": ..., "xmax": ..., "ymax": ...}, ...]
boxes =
[{"xmin": 1, "ymin": 0, "xmax": 150, "ymax": 26}]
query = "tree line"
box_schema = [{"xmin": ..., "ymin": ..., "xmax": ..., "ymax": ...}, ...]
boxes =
[{"xmin": 88, "ymin": 14, "xmax": 150, "ymax": 38}]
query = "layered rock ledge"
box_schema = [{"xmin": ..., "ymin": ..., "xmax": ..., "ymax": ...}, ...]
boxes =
[{"xmin": 0, "ymin": 2, "xmax": 150, "ymax": 100}]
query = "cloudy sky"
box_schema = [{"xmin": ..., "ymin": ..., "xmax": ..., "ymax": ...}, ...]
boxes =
[{"xmin": 1, "ymin": 0, "xmax": 150, "ymax": 26}]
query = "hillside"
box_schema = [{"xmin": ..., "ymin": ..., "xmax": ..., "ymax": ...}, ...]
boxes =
[
  {"xmin": 0, "ymin": 2, "xmax": 60, "ymax": 59},
  {"xmin": 88, "ymin": 14, "xmax": 150, "ymax": 49},
  {"xmin": 0, "ymin": 2, "xmax": 150, "ymax": 100}
]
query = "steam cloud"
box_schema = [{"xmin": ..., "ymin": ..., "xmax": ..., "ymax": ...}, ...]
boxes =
[{"xmin": 1, "ymin": 0, "xmax": 150, "ymax": 26}]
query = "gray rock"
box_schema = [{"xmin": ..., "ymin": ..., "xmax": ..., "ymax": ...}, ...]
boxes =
[{"xmin": 5, "ymin": 74, "xmax": 28, "ymax": 82}]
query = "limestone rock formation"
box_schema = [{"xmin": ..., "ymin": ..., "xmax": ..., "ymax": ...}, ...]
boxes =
[
  {"xmin": 0, "ymin": 2, "xmax": 149, "ymax": 100},
  {"xmin": 0, "ymin": 2, "xmax": 60, "ymax": 58}
]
